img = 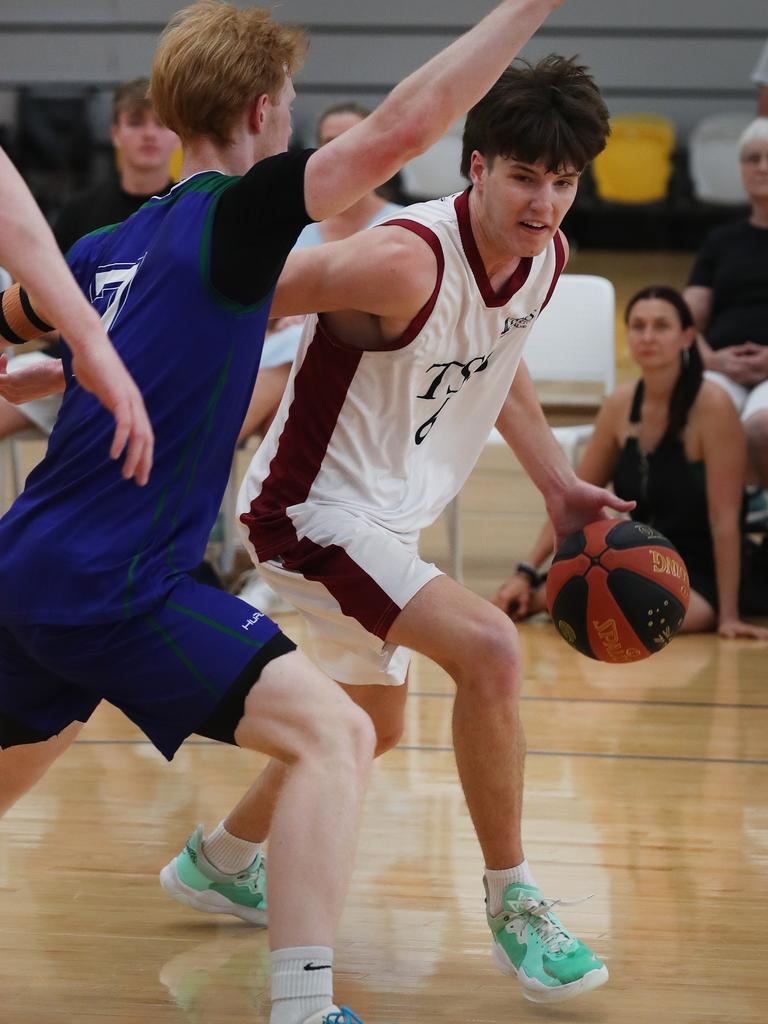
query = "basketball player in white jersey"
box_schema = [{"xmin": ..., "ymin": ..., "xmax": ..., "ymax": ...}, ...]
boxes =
[{"xmin": 159, "ymin": 55, "xmax": 635, "ymax": 1005}]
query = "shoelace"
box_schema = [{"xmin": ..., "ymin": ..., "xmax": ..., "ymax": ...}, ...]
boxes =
[
  {"xmin": 323, "ymin": 1008, "xmax": 365, "ymax": 1024},
  {"xmin": 505, "ymin": 894, "xmax": 592, "ymax": 955}
]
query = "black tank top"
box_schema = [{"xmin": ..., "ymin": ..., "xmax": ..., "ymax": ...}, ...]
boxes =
[{"xmin": 612, "ymin": 381, "xmax": 714, "ymax": 572}]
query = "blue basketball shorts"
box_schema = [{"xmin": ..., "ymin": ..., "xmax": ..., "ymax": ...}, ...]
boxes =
[{"xmin": 0, "ymin": 575, "xmax": 296, "ymax": 760}]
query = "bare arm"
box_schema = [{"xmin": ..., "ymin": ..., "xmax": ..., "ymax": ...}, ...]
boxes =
[
  {"xmin": 495, "ymin": 361, "xmax": 634, "ymax": 547},
  {"xmin": 304, "ymin": 0, "xmax": 563, "ymax": 221},
  {"xmin": 683, "ymin": 283, "xmax": 758, "ymax": 383},
  {"xmin": 271, "ymin": 228, "xmax": 437, "ymax": 323},
  {"xmin": 0, "ymin": 149, "xmax": 153, "ymax": 484},
  {"xmin": 0, "ymin": 351, "xmax": 65, "ymax": 403},
  {"xmin": 492, "ymin": 388, "xmax": 626, "ymax": 613},
  {"xmin": 698, "ymin": 384, "xmax": 768, "ymax": 638}
]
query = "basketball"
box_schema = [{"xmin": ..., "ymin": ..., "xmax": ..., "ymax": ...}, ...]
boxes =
[{"xmin": 546, "ymin": 519, "xmax": 690, "ymax": 663}]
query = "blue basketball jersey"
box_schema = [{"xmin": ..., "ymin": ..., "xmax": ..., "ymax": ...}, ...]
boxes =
[{"xmin": 0, "ymin": 168, "xmax": 300, "ymax": 623}]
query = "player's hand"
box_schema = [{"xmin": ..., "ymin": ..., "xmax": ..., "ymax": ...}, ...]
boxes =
[
  {"xmin": 717, "ymin": 617, "xmax": 768, "ymax": 641},
  {"xmin": 0, "ymin": 351, "xmax": 65, "ymax": 403},
  {"xmin": 546, "ymin": 479, "xmax": 635, "ymax": 550},
  {"xmin": 70, "ymin": 341, "xmax": 154, "ymax": 486},
  {"xmin": 492, "ymin": 575, "xmax": 532, "ymax": 620}
]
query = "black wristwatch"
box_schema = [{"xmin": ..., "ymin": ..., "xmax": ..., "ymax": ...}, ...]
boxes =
[{"xmin": 515, "ymin": 562, "xmax": 540, "ymax": 586}]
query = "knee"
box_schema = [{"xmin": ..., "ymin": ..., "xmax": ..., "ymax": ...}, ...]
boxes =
[
  {"xmin": 745, "ymin": 411, "xmax": 768, "ymax": 449},
  {"xmin": 372, "ymin": 718, "xmax": 404, "ymax": 757},
  {"xmin": 448, "ymin": 611, "xmax": 523, "ymax": 702},
  {"xmin": 304, "ymin": 700, "xmax": 376, "ymax": 771}
]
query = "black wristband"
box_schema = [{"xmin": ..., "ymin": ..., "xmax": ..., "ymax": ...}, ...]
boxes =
[{"xmin": 515, "ymin": 562, "xmax": 540, "ymax": 586}]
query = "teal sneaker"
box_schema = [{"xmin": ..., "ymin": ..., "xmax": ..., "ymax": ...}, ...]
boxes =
[
  {"xmin": 159, "ymin": 825, "xmax": 267, "ymax": 926},
  {"xmin": 303, "ymin": 1008, "xmax": 365, "ymax": 1024},
  {"xmin": 488, "ymin": 882, "xmax": 608, "ymax": 1003}
]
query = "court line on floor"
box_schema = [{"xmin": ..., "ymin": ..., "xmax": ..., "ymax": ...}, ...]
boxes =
[
  {"xmin": 70, "ymin": 738, "xmax": 768, "ymax": 766},
  {"xmin": 410, "ymin": 691, "xmax": 768, "ymax": 711}
]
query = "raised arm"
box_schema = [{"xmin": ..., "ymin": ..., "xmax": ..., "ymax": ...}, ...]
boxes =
[
  {"xmin": 0, "ymin": 149, "xmax": 153, "ymax": 484},
  {"xmin": 304, "ymin": 0, "xmax": 564, "ymax": 221}
]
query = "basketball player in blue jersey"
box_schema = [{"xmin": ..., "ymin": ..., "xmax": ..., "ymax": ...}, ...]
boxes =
[{"xmin": 0, "ymin": 3, "xmax": 571, "ymax": 1022}]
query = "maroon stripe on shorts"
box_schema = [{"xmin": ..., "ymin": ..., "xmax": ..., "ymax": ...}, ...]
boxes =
[
  {"xmin": 241, "ymin": 321, "xmax": 362, "ymax": 560},
  {"xmin": 280, "ymin": 536, "xmax": 401, "ymax": 640},
  {"xmin": 454, "ymin": 188, "xmax": 532, "ymax": 307},
  {"xmin": 540, "ymin": 231, "xmax": 567, "ymax": 312}
]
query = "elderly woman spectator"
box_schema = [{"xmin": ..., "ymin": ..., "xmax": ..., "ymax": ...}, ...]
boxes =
[{"xmin": 683, "ymin": 118, "xmax": 768, "ymax": 513}]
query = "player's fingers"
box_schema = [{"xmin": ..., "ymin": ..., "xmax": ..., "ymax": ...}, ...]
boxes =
[
  {"xmin": 0, "ymin": 352, "xmax": 7, "ymax": 374},
  {"xmin": 132, "ymin": 432, "xmax": 154, "ymax": 487},
  {"xmin": 109, "ymin": 404, "xmax": 131, "ymax": 462},
  {"xmin": 120, "ymin": 403, "xmax": 154, "ymax": 485},
  {"xmin": 607, "ymin": 495, "xmax": 635, "ymax": 513}
]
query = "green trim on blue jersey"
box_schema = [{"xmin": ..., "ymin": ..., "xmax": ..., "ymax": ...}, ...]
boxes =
[
  {"xmin": 166, "ymin": 599, "xmax": 268, "ymax": 648},
  {"xmin": 164, "ymin": 345, "xmax": 235, "ymax": 573},
  {"xmin": 147, "ymin": 615, "xmax": 220, "ymax": 699}
]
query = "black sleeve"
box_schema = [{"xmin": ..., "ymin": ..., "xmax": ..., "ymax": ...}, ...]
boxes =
[
  {"xmin": 210, "ymin": 148, "xmax": 315, "ymax": 307},
  {"xmin": 687, "ymin": 229, "xmax": 719, "ymax": 288}
]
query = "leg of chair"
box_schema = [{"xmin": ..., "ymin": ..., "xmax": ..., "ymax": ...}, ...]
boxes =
[{"xmin": 446, "ymin": 494, "xmax": 463, "ymax": 584}]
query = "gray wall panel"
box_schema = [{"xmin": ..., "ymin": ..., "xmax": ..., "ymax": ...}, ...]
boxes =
[
  {"xmin": 0, "ymin": 1, "xmax": 764, "ymax": 141},
  {"xmin": 0, "ymin": 0, "xmax": 764, "ymax": 30}
]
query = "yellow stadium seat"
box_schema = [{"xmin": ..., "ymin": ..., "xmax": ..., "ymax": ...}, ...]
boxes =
[
  {"xmin": 168, "ymin": 146, "xmax": 183, "ymax": 183},
  {"xmin": 592, "ymin": 113, "xmax": 675, "ymax": 204}
]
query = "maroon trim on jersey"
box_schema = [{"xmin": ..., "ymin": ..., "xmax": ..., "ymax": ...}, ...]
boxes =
[
  {"xmin": 276, "ymin": 536, "xmax": 402, "ymax": 640},
  {"xmin": 539, "ymin": 231, "xmax": 567, "ymax": 312},
  {"xmin": 454, "ymin": 188, "xmax": 533, "ymax": 308},
  {"xmin": 370, "ymin": 218, "xmax": 446, "ymax": 351},
  {"xmin": 241, "ymin": 320, "xmax": 362, "ymax": 561}
]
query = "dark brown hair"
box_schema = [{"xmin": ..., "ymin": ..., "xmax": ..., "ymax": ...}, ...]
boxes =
[
  {"xmin": 461, "ymin": 55, "xmax": 610, "ymax": 176},
  {"xmin": 112, "ymin": 78, "xmax": 152, "ymax": 124},
  {"xmin": 625, "ymin": 285, "xmax": 703, "ymax": 441}
]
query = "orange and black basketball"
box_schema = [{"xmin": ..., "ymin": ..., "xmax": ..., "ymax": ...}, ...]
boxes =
[{"xmin": 546, "ymin": 519, "xmax": 690, "ymax": 663}]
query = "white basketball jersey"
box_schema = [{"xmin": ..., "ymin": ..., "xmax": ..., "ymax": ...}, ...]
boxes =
[{"xmin": 239, "ymin": 189, "xmax": 566, "ymax": 561}]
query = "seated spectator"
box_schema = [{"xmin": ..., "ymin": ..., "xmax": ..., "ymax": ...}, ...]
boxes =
[
  {"xmin": 0, "ymin": 78, "xmax": 177, "ymax": 452},
  {"xmin": 683, "ymin": 118, "xmax": 768, "ymax": 515},
  {"xmin": 493, "ymin": 286, "xmax": 768, "ymax": 640}
]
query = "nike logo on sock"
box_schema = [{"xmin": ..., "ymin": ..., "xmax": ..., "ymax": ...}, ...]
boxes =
[{"xmin": 303, "ymin": 963, "xmax": 332, "ymax": 971}]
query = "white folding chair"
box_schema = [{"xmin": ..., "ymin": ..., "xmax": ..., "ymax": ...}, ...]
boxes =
[
  {"xmin": 447, "ymin": 274, "xmax": 616, "ymax": 581},
  {"xmin": 400, "ymin": 132, "xmax": 467, "ymax": 201},
  {"xmin": 688, "ymin": 112, "xmax": 753, "ymax": 205}
]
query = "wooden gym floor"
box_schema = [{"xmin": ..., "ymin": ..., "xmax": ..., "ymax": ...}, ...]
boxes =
[{"xmin": 2, "ymin": 252, "xmax": 767, "ymax": 1023}]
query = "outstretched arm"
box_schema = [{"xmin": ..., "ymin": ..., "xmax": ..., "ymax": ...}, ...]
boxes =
[
  {"xmin": 305, "ymin": 0, "xmax": 564, "ymax": 221},
  {"xmin": 0, "ymin": 148, "xmax": 153, "ymax": 485},
  {"xmin": 495, "ymin": 360, "xmax": 634, "ymax": 548},
  {"xmin": 0, "ymin": 351, "xmax": 65, "ymax": 403}
]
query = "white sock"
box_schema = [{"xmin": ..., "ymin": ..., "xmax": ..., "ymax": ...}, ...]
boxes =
[
  {"xmin": 270, "ymin": 946, "xmax": 334, "ymax": 1024},
  {"xmin": 484, "ymin": 860, "xmax": 537, "ymax": 916},
  {"xmin": 202, "ymin": 821, "xmax": 262, "ymax": 874}
]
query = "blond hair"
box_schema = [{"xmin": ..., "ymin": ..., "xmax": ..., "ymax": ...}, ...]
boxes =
[{"xmin": 150, "ymin": 1, "xmax": 307, "ymax": 147}]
